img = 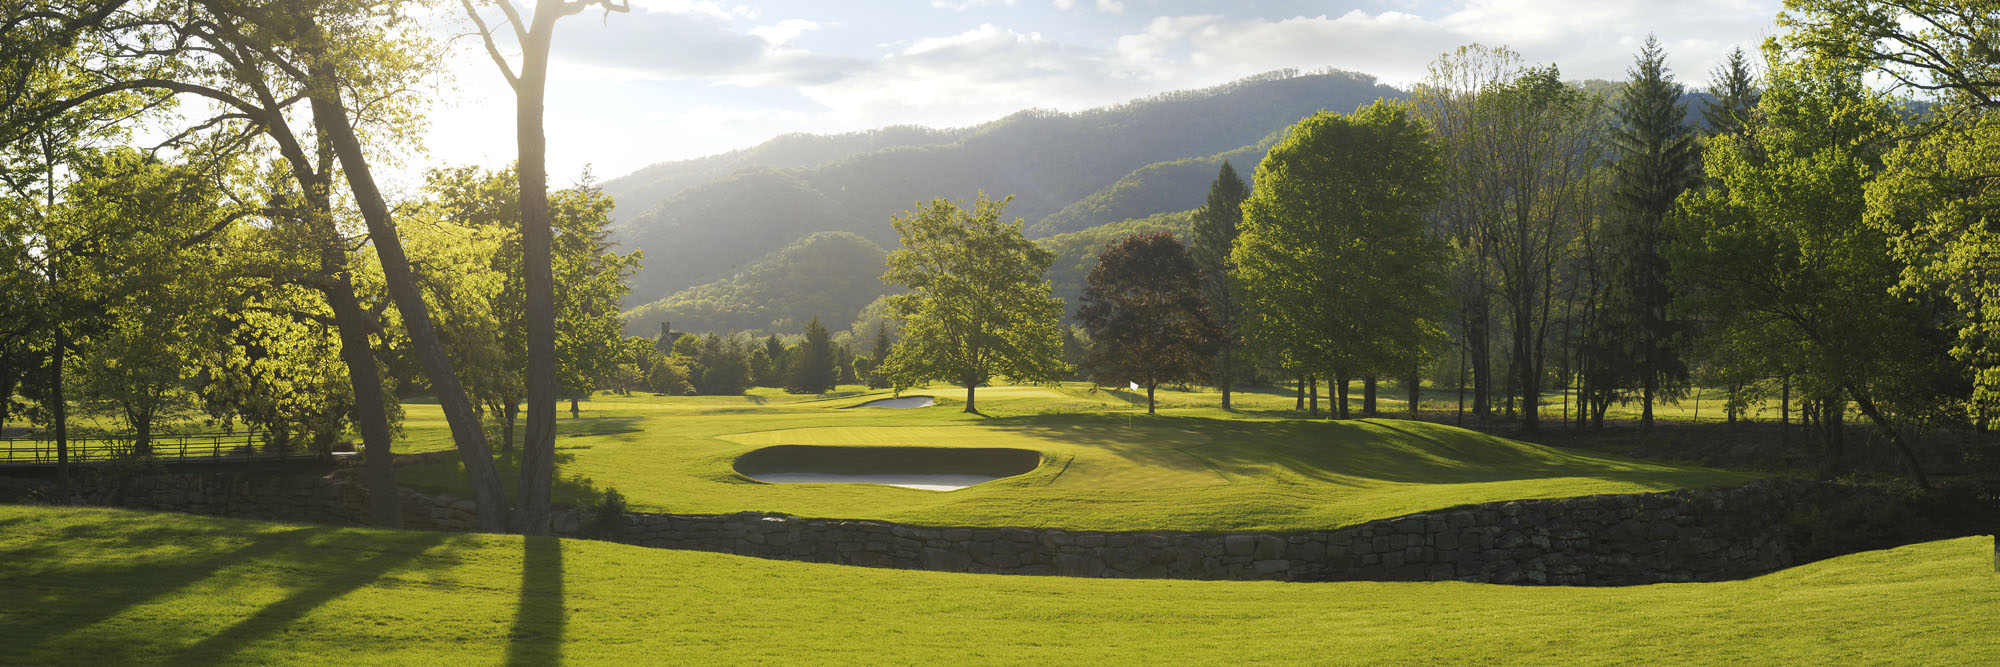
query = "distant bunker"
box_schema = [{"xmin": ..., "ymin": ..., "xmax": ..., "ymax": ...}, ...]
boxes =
[
  {"xmin": 845, "ymin": 396, "xmax": 936, "ymax": 409},
  {"xmin": 735, "ymin": 445, "xmax": 1041, "ymax": 491}
]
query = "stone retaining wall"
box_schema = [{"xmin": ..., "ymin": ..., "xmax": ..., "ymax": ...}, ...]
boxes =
[{"xmin": 34, "ymin": 469, "xmax": 1889, "ymax": 585}]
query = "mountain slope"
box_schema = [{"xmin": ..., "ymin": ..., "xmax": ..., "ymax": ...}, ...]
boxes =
[
  {"xmin": 1029, "ymin": 132, "xmax": 1278, "ymax": 237},
  {"xmin": 610, "ymin": 68, "xmax": 1405, "ymax": 307},
  {"xmin": 601, "ymin": 125, "xmax": 970, "ymax": 223},
  {"xmin": 622, "ymin": 231, "xmax": 889, "ymax": 336}
]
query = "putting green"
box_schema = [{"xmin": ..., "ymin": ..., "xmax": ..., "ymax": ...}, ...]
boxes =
[{"xmin": 390, "ymin": 384, "xmax": 1757, "ymax": 532}]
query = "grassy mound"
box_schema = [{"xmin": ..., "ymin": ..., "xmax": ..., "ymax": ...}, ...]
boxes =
[
  {"xmin": 2, "ymin": 506, "xmax": 1992, "ymax": 664},
  {"xmin": 388, "ymin": 384, "xmax": 1751, "ymax": 532}
]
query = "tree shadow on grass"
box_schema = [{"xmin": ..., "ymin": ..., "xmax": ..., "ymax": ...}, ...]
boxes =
[
  {"xmin": 504, "ymin": 535, "xmax": 565, "ymax": 666},
  {"xmin": 11, "ymin": 522, "xmax": 329, "ymax": 645},
  {"xmin": 162, "ymin": 529, "xmax": 453, "ymax": 667},
  {"xmin": 8, "ymin": 514, "xmax": 453, "ymax": 664}
]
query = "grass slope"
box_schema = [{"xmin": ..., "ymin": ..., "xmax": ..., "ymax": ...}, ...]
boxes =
[
  {"xmin": 390, "ymin": 384, "xmax": 1751, "ymax": 532},
  {"xmin": 2, "ymin": 506, "xmax": 1993, "ymax": 665}
]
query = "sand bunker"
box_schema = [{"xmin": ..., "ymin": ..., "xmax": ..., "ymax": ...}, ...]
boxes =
[
  {"xmin": 735, "ymin": 445, "xmax": 1039, "ymax": 491},
  {"xmin": 845, "ymin": 396, "xmax": 936, "ymax": 409}
]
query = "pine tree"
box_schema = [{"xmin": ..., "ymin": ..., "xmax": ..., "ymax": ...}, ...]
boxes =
[
  {"xmin": 1189, "ymin": 161, "xmax": 1250, "ymax": 409},
  {"xmin": 789, "ymin": 316, "xmax": 837, "ymax": 394},
  {"xmin": 1703, "ymin": 47, "xmax": 1760, "ymax": 137},
  {"xmin": 1603, "ymin": 36, "xmax": 1697, "ymax": 429},
  {"xmin": 867, "ymin": 324, "xmax": 892, "ymax": 388}
]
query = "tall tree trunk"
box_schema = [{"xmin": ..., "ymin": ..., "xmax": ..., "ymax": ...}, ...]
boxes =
[
  {"xmin": 1308, "ymin": 375, "xmax": 1319, "ymax": 418},
  {"xmin": 1641, "ymin": 379, "xmax": 1656, "ymax": 430},
  {"xmin": 964, "ymin": 382, "xmax": 976, "ymax": 414},
  {"xmin": 1456, "ymin": 334, "xmax": 1466, "ymax": 426},
  {"xmin": 1469, "ymin": 306, "xmax": 1491, "ymax": 420},
  {"xmin": 1407, "ymin": 371, "xmax": 1421, "ymax": 419},
  {"xmin": 310, "ymin": 76, "xmax": 509, "ymax": 533},
  {"xmin": 1295, "ymin": 375, "xmax": 1304, "ymax": 411},
  {"xmin": 328, "ymin": 275, "xmax": 402, "ymax": 528},
  {"xmin": 1146, "ymin": 383, "xmax": 1156, "ymax": 415},
  {"xmin": 52, "ymin": 319, "xmax": 67, "ymax": 491},
  {"xmin": 1336, "ymin": 375, "xmax": 1351, "ymax": 419},
  {"xmin": 512, "ymin": 6, "xmax": 562, "ymax": 538},
  {"xmin": 1363, "ymin": 376, "xmax": 1377, "ymax": 417},
  {"xmin": 1780, "ymin": 376, "xmax": 1791, "ymax": 450}
]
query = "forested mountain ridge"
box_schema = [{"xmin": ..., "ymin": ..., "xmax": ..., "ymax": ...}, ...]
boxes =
[
  {"xmin": 622, "ymin": 231, "xmax": 889, "ymax": 336},
  {"xmin": 599, "ymin": 125, "xmax": 971, "ymax": 223},
  {"xmin": 608, "ymin": 68, "xmax": 1405, "ymax": 312}
]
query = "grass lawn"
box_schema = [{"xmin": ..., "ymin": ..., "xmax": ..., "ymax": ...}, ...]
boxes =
[
  {"xmin": 386, "ymin": 383, "xmax": 1754, "ymax": 532},
  {"xmin": 1, "ymin": 505, "xmax": 1992, "ymax": 664}
]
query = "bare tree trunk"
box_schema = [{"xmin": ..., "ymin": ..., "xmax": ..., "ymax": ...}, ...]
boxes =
[
  {"xmin": 1781, "ymin": 376, "xmax": 1791, "ymax": 449},
  {"xmin": 1641, "ymin": 379, "xmax": 1656, "ymax": 430},
  {"xmin": 1363, "ymin": 376, "xmax": 1377, "ymax": 417},
  {"xmin": 52, "ymin": 317, "xmax": 67, "ymax": 492},
  {"xmin": 1336, "ymin": 375, "xmax": 1351, "ymax": 419},
  {"xmin": 310, "ymin": 75, "xmax": 509, "ymax": 533},
  {"xmin": 964, "ymin": 382, "xmax": 976, "ymax": 414},
  {"xmin": 1146, "ymin": 383, "xmax": 1156, "ymax": 415},
  {"xmin": 1295, "ymin": 375, "xmax": 1304, "ymax": 411},
  {"xmin": 512, "ymin": 4, "xmax": 562, "ymax": 538},
  {"xmin": 1470, "ymin": 305, "xmax": 1491, "ymax": 421},
  {"xmin": 1407, "ymin": 371, "xmax": 1421, "ymax": 419},
  {"xmin": 1218, "ymin": 345, "xmax": 1232, "ymax": 411},
  {"xmin": 1308, "ymin": 375, "xmax": 1319, "ymax": 418},
  {"xmin": 329, "ymin": 277, "xmax": 401, "ymax": 528}
]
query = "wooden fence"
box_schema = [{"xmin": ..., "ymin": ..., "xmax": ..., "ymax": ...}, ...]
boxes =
[{"xmin": 0, "ymin": 431, "xmax": 314, "ymax": 466}]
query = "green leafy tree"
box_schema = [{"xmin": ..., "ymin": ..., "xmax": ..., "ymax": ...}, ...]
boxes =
[
  {"xmin": 1672, "ymin": 48, "xmax": 1951, "ymax": 487},
  {"xmin": 789, "ymin": 316, "xmax": 837, "ymax": 394},
  {"xmin": 880, "ymin": 194, "xmax": 1069, "ymax": 413},
  {"xmin": 1233, "ymin": 101, "xmax": 1447, "ymax": 418},
  {"xmin": 1078, "ymin": 232, "xmax": 1219, "ymax": 414},
  {"xmin": 1782, "ymin": 0, "xmax": 2000, "ymax": 429},
  {"xmin": 1188, "ymin": 161, "xmax": 1251, "ymax": 409}
]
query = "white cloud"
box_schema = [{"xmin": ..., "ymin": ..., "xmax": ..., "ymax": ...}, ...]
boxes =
[
  {"xmin": 749, "ymin": 18, "xmax": 820, "ymax": 46},
  {"xmin": 429, "ymin": 0, "xmax": 1788, "ymax": 181},
  {"xmin": 931, "ymin": 0, "xmax": 1018, "ymax": 10}
]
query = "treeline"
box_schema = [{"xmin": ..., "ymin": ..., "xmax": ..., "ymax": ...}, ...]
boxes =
[
  {"xmin": 614, "ymin": 317, "xmax": 894, "ymax": 397},
  {"xmin": 1, "ymin": 161, "xmax": 637, "ymax": 456}
]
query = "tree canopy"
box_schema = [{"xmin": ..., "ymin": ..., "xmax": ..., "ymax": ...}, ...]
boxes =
[{"xmin": 880, "ymin": 194, "xmax": 1069, "ymax": 413}]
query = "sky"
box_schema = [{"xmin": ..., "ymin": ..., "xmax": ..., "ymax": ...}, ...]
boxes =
[{"xmin": 419, "ymin": 0, "xmax": 1784, "ymax": 189}]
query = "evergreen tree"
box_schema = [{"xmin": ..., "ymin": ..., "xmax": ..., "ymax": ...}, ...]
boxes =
[
  {"xmin": 1189, "ymin": 161, "xmax": 1250, "ymax": 409},
  {"xmin": 866, "ymin": 325, "xmax": 892, "ymax": 388},
  {"xmin": 788, "ymin": 316, "xmax": 837, "ymax": 393},
  {"xmin": 1601, "ymin": 36, "xmax": 1697, "ymax": 429},
  {"xmin": 1703, "ymin": 47, "xmax": 1761, "ymax": 137}
]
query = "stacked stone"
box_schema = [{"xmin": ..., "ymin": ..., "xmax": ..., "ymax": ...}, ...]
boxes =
[{"xmin": 63, "ymin": 470, "xmax": 1880, "ymax": 586}]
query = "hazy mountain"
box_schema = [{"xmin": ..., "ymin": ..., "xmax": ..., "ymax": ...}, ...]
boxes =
[
  {"xmin": 599, "ymin": 125, "xmax": 970, "ymax": 223},
  {"xmin": 623, "ymin": 231, "xmax": 889, "ymax": 336},
  {"xmin": 608, "ymin": 68, "xmax": 1406, "ymax": 310},
  {"xmin": 1028, "ymin": 132, "xmax": 1278, "ymax": 237}
]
